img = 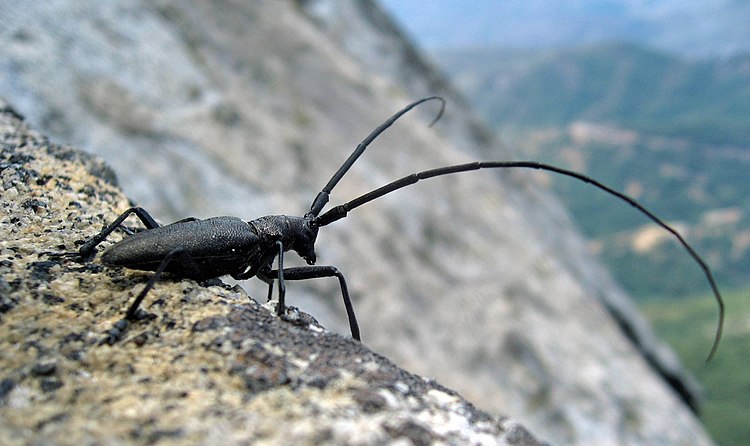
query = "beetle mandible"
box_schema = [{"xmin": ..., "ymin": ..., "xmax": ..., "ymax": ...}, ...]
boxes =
[{"xmin": 61, "ymin": 97, "xmax": 725, "ymax": 360}]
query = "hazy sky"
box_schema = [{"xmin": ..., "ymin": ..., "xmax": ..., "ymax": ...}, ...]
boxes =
[{"xmin": 380, "ymin": 0, "xmax": 750, "ymax": 58}]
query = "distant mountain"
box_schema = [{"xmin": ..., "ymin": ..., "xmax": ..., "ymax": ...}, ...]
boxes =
[
  {"xmin": 435, "ymin": 42, "xmax": 750, "ymax": 297},
  {"xmin": 438, "ymin": 43, "xmax": 750, "ymax": 146},
  {"xmin": 381, "ymin": 0, "xmax": 750, "ymax": 58}
]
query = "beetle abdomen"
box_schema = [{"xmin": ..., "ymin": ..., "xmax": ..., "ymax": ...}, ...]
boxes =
[{"xmin": 102, "ymin": 216, "xmax": 262, "ymax": 278}]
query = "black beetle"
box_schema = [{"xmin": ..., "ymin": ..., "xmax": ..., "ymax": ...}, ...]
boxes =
[{"xmin": 60, "ymin": 97, "xmax": 724, "ymax": 359}]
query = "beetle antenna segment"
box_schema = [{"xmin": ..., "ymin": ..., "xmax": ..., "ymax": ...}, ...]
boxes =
[
  {"xmin": 307, "ymin": 97, "xmax": 445, "ymax": 218},
  {"xmin": 313, "ymin": 160, "xmax": 724, "ymax": 361}
]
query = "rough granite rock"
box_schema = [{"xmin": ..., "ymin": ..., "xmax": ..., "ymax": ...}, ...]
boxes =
[
  {"xmin": 0, "ymin": 104, "xmax": 544, "ymax": 444},
  {"xmin": 0, "ymin": 1, "xmax": 716, "ymax": 444}
]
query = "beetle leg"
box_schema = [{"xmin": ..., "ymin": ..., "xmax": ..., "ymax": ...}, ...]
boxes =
[
  {"xmin": 275, "ymin": 241, "xmax": 286, "ymax": 316},
  {"xmin": 266, "ymin": 265, "xmax": 360, "ymax": 341},
  {"xmin": 102, "ymin": 246, "xmax": 202, "ymax": 344},
  {"xmin": 77, "ymin": 207, "xmax": 161, "ymax": 260},
  {"xmin": 123, "ymin": 246, "xmax": 202, "ymax": 319},
  {"xmin": 102, "ymin": 246, "xmax": 196, "ymax": 345},
  {"xmin": 256, "ymin": 266, "xmax": 274, "ymax": 302},
  {"xmin": 254, "ymin": 242, "xmax": 287, "ymax": 316}
]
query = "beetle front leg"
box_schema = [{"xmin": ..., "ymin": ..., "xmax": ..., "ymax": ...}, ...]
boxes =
[
  {"xmin": 274, "ymin": 241, "xmax": 286, "ymax": 316},
  {"xmin": 266, "ymin": 265, "xmax": 360, "ymax": 341}
]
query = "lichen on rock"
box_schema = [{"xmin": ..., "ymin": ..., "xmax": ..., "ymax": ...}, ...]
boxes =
[{"xmin": 0, "ymin": 101, "xmax": 543, "ymax": 445}]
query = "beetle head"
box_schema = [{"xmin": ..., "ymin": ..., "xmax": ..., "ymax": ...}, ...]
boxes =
[{"xmin": 294, "ymin": 217, "xmax": 319, "ymax": 265}]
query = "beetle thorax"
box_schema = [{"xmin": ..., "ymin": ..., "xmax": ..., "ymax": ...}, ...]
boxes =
[{"xmin": 249, "ymin": 215, "xmax": 319, "ymax": 265}]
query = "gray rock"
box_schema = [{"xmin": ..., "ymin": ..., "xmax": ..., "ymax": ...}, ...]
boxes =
[
  {"xmin": 0, "ymin": 102, "xmax": 544, "ymax": 445},
  {"xmin": 0, "ymin": 1, "xmax": 715, "ymax": 444}
]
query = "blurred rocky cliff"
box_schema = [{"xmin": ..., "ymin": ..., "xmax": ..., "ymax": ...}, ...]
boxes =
[
  {"xmin": 0, "ymin": 1, "xmax": 715, "ymax": 444},
  {"xmin": 0, "ymin": 101, "xmax": 544, "ymax": 445}
]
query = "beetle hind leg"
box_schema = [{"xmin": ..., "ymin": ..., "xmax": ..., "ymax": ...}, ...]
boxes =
[{"xmin": 64, "ymin": 207, "xmax": 162, "ymax": 261}]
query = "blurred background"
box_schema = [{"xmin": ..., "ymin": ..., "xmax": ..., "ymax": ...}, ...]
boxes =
[
  {"xmin": 381, "ymin": 1, "xmax": 750, "ymax": 444},
  {"xmin": 2, "ymin": 1, "xmax": 747, "ymax": 444}
]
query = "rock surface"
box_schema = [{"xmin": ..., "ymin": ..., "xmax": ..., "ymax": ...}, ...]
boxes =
[
  {"xmin": 0, "ymin": 1, "xmax": 715, "ymax": 444},
  {"xmin": 0, "ymin": 102, "xmax": 544, "ymax": 445}
]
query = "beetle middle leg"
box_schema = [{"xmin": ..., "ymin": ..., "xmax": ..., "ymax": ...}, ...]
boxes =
[
  {"xmin": 103, "ymin": 246, "xmax": 201, "ymax": 344},
  {"xmin": 255, "ymin": 241, "xmax": 288, "ymax": 314},
  {"xmin": 123, "ymin": 246, "xmax": 202, "ymax": 319}
]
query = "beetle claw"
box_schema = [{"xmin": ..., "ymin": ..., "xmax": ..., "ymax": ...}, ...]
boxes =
[
  {"xmin": 126, "ymin": 308, "xmax": 157, "ymax": 323},
  {"xmin": 43, "ymin": 250, "xmax": 87, "ymax": 263},
  {"xmin": 99, "ymin": 318, "xmax": 129, "ymax": 345}
]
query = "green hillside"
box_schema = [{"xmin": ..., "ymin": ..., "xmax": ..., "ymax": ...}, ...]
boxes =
[
  {"xmin": 440, "ymin": 43, "xmax": 750, "ymax": 445},
  {"xmin": 642, "ymin": 288, "xmax": 750, "ymax": 446},
  {"xmin": 515, "ymin": 128, "xmax": 750, "ymax": 298},
  {"xmin": 437, "ymin": 43, "xmax": 750, "ymax": 298},
  {"xmin": 439, "ymin": 43, "xmax": 750, "ymax": 146}
]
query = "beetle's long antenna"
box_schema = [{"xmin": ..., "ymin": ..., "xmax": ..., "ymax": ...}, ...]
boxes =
[
  {"xmin": 314, "ymin": 160, "xmax": 724, "ymax": 361},
  {"xmin": 307, "ymin": 97, "xmax": 445, "ymax": 217}
]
